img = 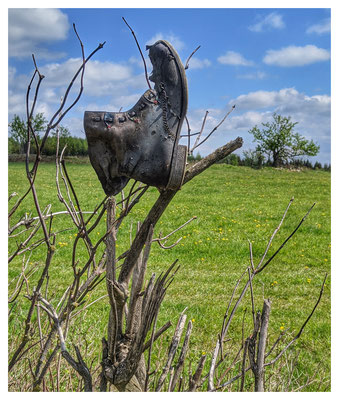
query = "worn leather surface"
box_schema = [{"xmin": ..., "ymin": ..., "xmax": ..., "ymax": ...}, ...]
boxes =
[{"xmin": 84, "ymin": 40, "xmax": 188, "ymax": 196}]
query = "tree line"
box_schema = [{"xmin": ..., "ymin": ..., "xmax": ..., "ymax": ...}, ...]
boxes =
[
  {"xmin": 8, "ymin": 113, "xmax": 88, "ymax": 156},
  {"xmin": 9, "ymin": 112, "xmax": 327, "ymax": 170},
  {"xmin": 189, "ymin": 113, "xmax": 328, "ymax": 170}
]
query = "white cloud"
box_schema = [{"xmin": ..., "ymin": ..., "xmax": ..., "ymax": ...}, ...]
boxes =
[
  {"xmin": 263, "ymin": 45, "xmax": 330, "ymax": 67},
  {"xmin": 218, "ymin": 51, "xmax": 254, "ymax": 66},
  {"xmin": 186, "ymin": 57, "xmax": 211, "ymax": 69},
  {"xmin": 187, "ymin": 87, "xmax": 330, "ymax": 163},
  {"xmin": 306, "ymin": 18, "xmax": 331, "ymax": 35},
  {"xmin": 237, "ymin": 71, "xmax": 267, "ymax": 80},
  {"xmin": 249, "ymin": 12, "xmax": 285, "ymax": 32},
  {"xmin": 146, "ymin": 33, "xmax": 185, "ymax": 51},
  {"xmin": 129, "ymin": 56, "xmax": 152, "ymax": 71},
  {"xmin": 229, "ymin": 88, "xmax": 331, "ymax": 115},
  {"xmin": 230, "ymin": 88, "xmax": 298, "ymax": 110},
  {"xmin": 9, "ymin": 8, "xmax": 70, "ymax": 59},
  {"xmin": 8, "ymin": 57, "xmax": 149, "ymax": 122},
  {"xmin": 227, "ymin": 111, "xmax": 269, "ymax": 130},
  {"xmin": 38, "ymin": 58, "xmax": 146, "ymax": 97}
]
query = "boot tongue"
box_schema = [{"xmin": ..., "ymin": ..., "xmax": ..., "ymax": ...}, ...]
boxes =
[
  {"xmin": 148, "ymin": 42, "xmax": 178, "ymax": 93},
  {"xmin": 147, "ymin": 40, "xmax": 184, "ymax": 119}
]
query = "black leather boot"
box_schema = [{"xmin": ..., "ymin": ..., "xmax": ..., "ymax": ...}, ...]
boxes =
[{"xmin": 84, "ymin": 40, "xmax": 188, "ymax": 196}]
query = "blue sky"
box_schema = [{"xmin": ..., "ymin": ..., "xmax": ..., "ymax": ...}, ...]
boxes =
[{"xmin": 8, "ymin": 7, "xmax": 331, "ymax": 163}]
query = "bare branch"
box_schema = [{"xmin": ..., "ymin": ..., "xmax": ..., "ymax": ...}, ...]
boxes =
[
  {"xmin": 184, "ymin": 45, "xmax": 201, "ymax": 70},
  {"xmin": 255, "ymin": 202, "xmax": 316, "ymax": 274},
  {"xmin": 188, "ymin": 354, "xmax": 207, "ymax": 392},
  {"xmin": 142, "ymin": 321, "xmax": 172, "ymax": 352},
  {"xmin": 118, "ymin": 137, "xmax": 243, "ymax": 287},
  {"xmin": 256, "ymin": 299, "xmax": 271, "ymax": 391},
  {"xmin": 191, "ymin": 111, "xmax": 209, "ymax": 153},
  {"xmin": 62, "ymin": 346, "xmax": 93, "ymax": 392},
  {"xmin": 170, "ymin": 319, "xmax": 193, "ymax": 391},
  {"xmin": 156, "ymin": 310, "xmax": 187, "ymax": 391},
  {"xmin": 264, "ymin": 274, "xmax": 327, "ymax": 367},
  {"xmin": 256, "ymin": 197, "xmax": 294, "ymax": 271},
  {"xmin": 122, "ymin": 17, "xmax": 151, "ymax": 90},
  {"xmin": 153, "ymin": 216, "xmax": 197, "ymax": 248},
  {"xmin": 191, "ymin": 105, "xmax": 236, "ymax": 152}
]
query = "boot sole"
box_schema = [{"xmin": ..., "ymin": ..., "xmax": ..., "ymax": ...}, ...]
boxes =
[
  {"xmin": 166, "ymin": 145, "xmax": 187, "ymax": 190},
  {"xmin": 153, "ymin": 40, "xmax": 188, "ymax": 191}
]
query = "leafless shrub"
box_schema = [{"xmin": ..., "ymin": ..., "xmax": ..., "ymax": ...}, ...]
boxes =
[{"xmin": 8, "ymin": 23, "xmax": 328, "ymax": 393}]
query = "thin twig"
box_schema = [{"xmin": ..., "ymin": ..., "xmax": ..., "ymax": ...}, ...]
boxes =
[
  {"xmin": 153, "ymin": 216, "xmax": 197, "ymax": 248},
  {"xmin": 256, "ymin": 197, "xmax": 294, "ymax": 271},
  {"xmin": 192, "ymin": 105, "xmax": 235, "ymax": 152},
  {"xmin": 264, "ymin": 274, "xmax": 327, "ymax": 367},
  {"xmin": 184, "ymin": 45, "xmax": 201, "ymax": 70},
  {"xmin": 122, "ymin": 17, "xmax": 151, "ymax": 90},
  {"xmin": 255, "ymin": 202, "xmax": 316, "ymax": 274},
  {"xmin": 191, "ymin": 111, "xmax": 209, "ymax": 153}
]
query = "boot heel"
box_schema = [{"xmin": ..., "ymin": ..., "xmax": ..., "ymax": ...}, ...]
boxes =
[{"xmin": 166, "ymin": 145, "xmax": 187, "ymax": 190}]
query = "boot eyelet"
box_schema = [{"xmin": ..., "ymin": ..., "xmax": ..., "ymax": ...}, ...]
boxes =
[
  {"xmin": 92, "ymin": 116, "xmax": 101, "ymax": 122},
  {"xmin": 104, "ymin": 113, "xmax": 114, "ymax": 124},
  {"xmin": 129, "ymin": 111, "xmax": 136, "ymax": 117},
  {"xmin": 118, "ymin": 116, "xmax": 127, "ymax": 123},
  {"xmin": 138, "ymin": 103, "xmax": 146, "ymax": 111},
  {"xmin": 147, "ymin": 92, "xmax": 155, "ymax": 100}
]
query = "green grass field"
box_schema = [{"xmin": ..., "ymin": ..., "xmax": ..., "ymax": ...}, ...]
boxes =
[{"xmin": 8, "ymin": 162, "xmax": 331, "ymax": 391}]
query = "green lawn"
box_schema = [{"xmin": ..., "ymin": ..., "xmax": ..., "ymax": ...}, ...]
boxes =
[{"xmin": 8, "ymin": 162, "xmax": 331, "ymax": 391}]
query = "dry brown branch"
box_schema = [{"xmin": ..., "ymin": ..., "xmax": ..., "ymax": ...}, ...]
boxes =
[
  {"xmin": 10, "ymin": 20, "xmax": 326, "ymax": 395},
  {"xmin": 102, "ymin": 261, "xmax": 180, "ymax": 391},
  {"xmin": 145, "ymin": 308, "xmax": 160, "ymax": 391},
  {"xmin": 143, "ymin": 321, "xmax": 172, "ymax": 352},
  {"xmin": 240, "ymin": 339, "xmax": 249, "ymax": 391},
  {"xmin": 188, "ymin": 354, "xmax": 207, "ymax": 392},
  {"xmin": 156, "ymin": 310, "xmax": 187, "ymax": 391},
  {"xmin": 56, "ymin": 146, "xmax": 81, "ymax": 228},
  {"xmin": 170, "ymin": 319, "xmax": 193, "ymax": 391},
  {"xmin": 208, "ymin": 199, "xmax": 316, "ymax": 391},
  {"xmin": 255, "ymin": 202, "xmax": 316, "ymax": 274},
  {"xmin": 153, "ymin": 216, "xmax": 197, "ymax": 249},
  {"xmin": 118, "ymin": 137, "xmax": 243, "ymax": 288},
  {"xmin": 61, "ymin": 346, "xmax": 93, "ymax": 392},
  {"xmin": 265, "ymin": 328, "xmax": 289, "ymax": 360},
  {"xmin": 9, "ymin": 211, "xmax": 94, "ymax": 237},
  {"xmin": 255, "ymin": 299, "xmax": 271, "ymax": 391},
  {"xmin": 122, "ymin": 17, "xmax": 151, "ymax": 91},
  {"xmin": 127, "ymin": 225, "xmax": 154, "ymax": 336},
  {"xmin": 37, "ymin": 295, "xmax": 94, "ymax": 391},
  {"xmin": 184, "ymin": 116, "xmax": 191, "ymax": 154},
  {"xmin": 184, "ymin": 45, "xmax": 201, "ymax": 70},
  {"xmin": 191, "ymin": 111, "xmax": 209, "ymax": 153},
  {"xmin": 256, "ymin": 197, "xmax": 294, "ymax": 271},
  {"xmin": 264, "ymin": 274, "xmax": 327, "ymax": 368},
  {"xmin": 191, "ymin": 105, "xmax": 236, "ymax": 153}
]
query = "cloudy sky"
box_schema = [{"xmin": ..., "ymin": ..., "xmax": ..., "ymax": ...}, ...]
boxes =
[{"xmin": 8, "ymin": 7, "xmax": 331, "ymax": 164}]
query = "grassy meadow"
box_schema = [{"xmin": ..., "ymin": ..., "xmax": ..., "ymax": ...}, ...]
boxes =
[{"xmin": 8, "ymin": 161, "xmax": 331, "ymax": 391}]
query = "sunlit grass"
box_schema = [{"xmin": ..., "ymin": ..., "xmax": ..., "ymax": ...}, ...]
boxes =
[{"xmin": 8, "ymin": 162, "xmax": 330, "ymax": 390}]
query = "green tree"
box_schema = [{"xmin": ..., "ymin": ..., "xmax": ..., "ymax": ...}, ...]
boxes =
[
  {"xmin": 242, "ymin": 147, "xmax": 264, "ymax": 169},
  {"xmin": 248, "ymin": 113, "xmax": 320, "ymax": 167},
  {"xmin": 8, "ymin": 113, "xmax": 47, "ymax": 153}
]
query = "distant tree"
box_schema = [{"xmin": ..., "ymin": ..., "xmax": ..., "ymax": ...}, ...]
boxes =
[
  {"xmin": 249, "ymin": 113, "xmax": 320, "ymax": 167},
  {"xmin": 9, "ymin": 114, "xmax": 88, "ymax": 157},
  {"xmin": 222, "ymin": 153, "xmax": 240, "ymax": 166},
  {"xmin": 187, "ymin": 152, "xmax": 202, "ymax": 162},
  {"xmin": 323, "ymin": 163, "xmax": 331, "ymax": 172},
  {"xmin": 9, "ymin": 113, "xmax": 47, "ymax": 153},
  {"xmin": 242, "ymin": 147, "xmax": 264, "ymax": 169},
  {"xmin": 303, "ymin": 159, "xmax": 313, "ymax": 169},
  {"xmin": 313, "ymin": 161, "xmax": 322, "ymax": 170}
]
